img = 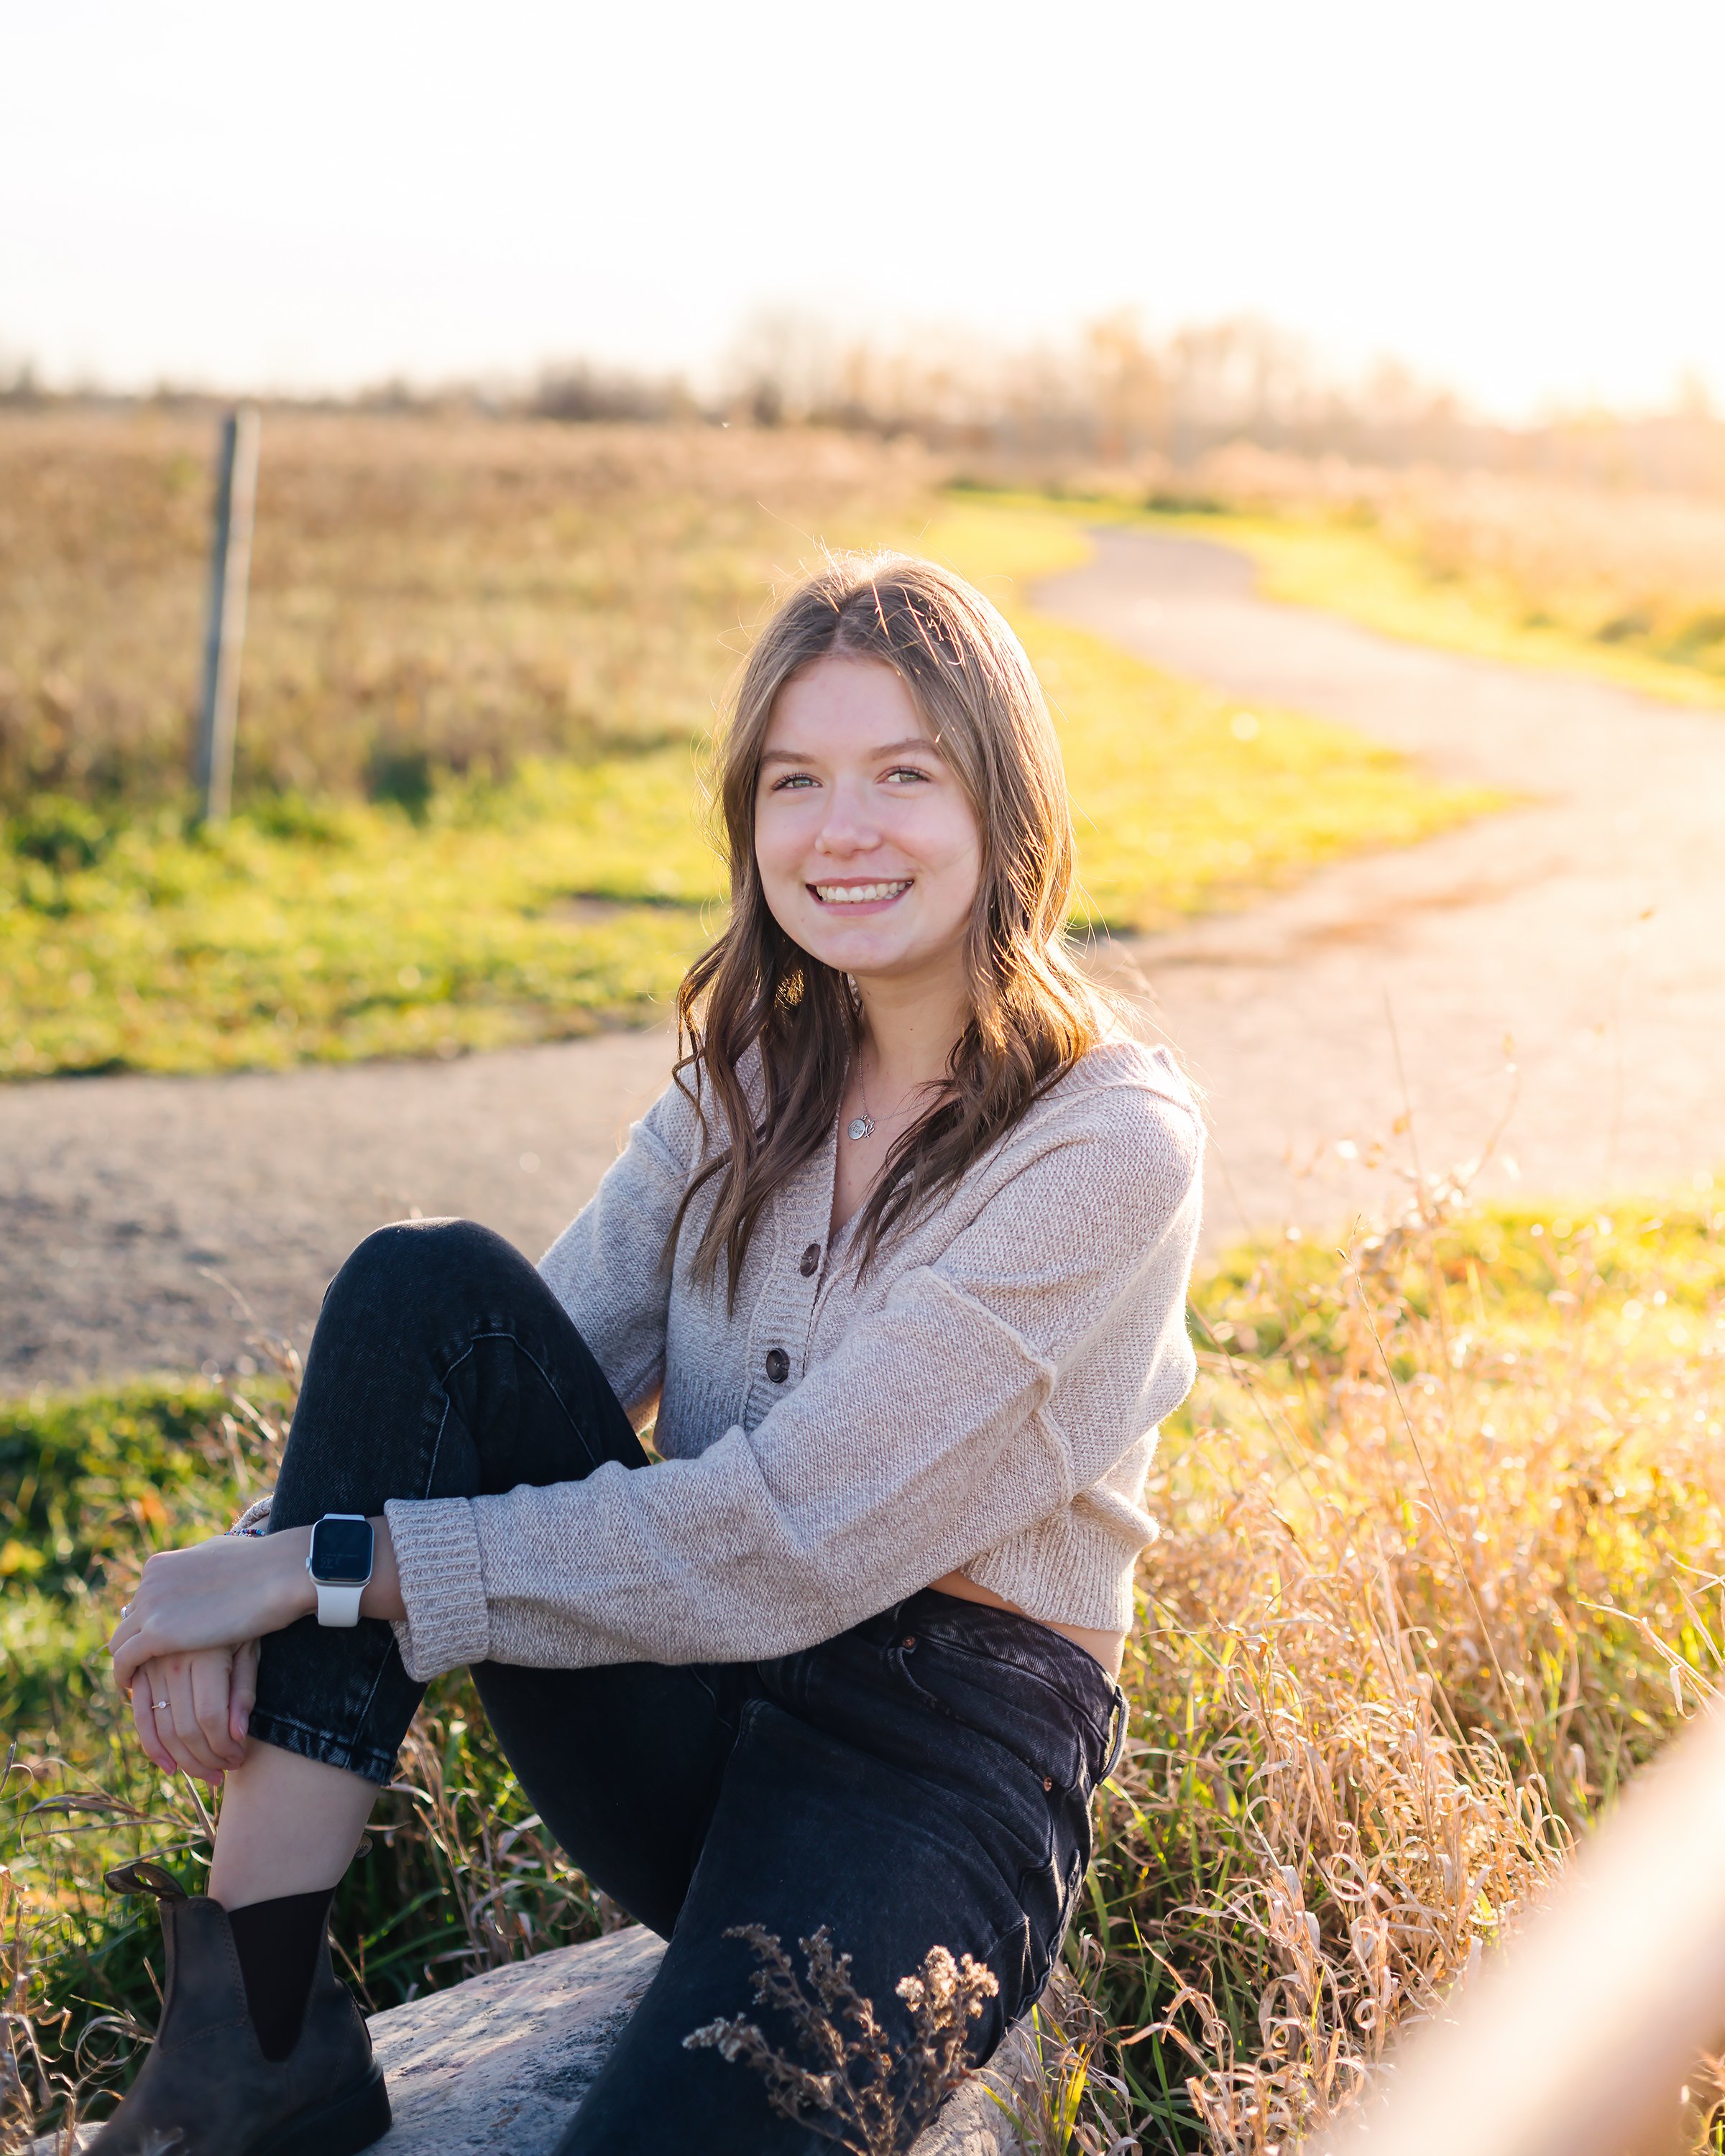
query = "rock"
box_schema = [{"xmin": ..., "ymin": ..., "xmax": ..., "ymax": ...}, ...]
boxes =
[
  {"xmin": 364, "ymin": 1927, "xmax": 665, "ymax": 2151},
  {"xmin": 37, "ymin": 1930, "xmax": 1036, "ymax": 2152}
]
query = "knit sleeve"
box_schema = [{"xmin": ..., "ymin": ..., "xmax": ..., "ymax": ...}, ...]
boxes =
[
  {"xmin": 534, "ymin": 1070, "xmax": 708, "ymax": 1423},
  {"xmin": 385, "ymin": 1081, "xmax": 1202, "ymax": 1680}
]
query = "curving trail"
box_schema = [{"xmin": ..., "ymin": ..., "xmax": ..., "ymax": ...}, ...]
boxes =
[
  {"xmin": 4, "ymin": 529, "xmax": 1724, "ymax": 1390},
  {"xmin": 1048, "ymin": 528, "xmax": 1725, "ymax": 1250}
]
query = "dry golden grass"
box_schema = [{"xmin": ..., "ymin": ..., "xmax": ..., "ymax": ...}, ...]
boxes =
[
  {"xmin": 0, "ymin": 408, "xmax": 933, "ymax": 805},
  {"xmin": 1064, "ymin": 1170, "xmax": 1725, "ymax": 2152}
]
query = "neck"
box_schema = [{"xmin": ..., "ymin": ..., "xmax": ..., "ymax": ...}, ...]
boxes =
[{"xmin": 852, "ymin": 967, "xmax": 969, "ymax": 1096}]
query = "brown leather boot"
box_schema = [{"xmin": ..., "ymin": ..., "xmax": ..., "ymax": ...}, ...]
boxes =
[{"xmin": 89, "ymin": 1861, "xmax": 390, "ymax": 2156}]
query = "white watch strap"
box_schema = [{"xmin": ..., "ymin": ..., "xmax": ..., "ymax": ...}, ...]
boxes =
[{"xmin": 314, "ymin": 1579, "xmax": 364, "ymax": 1627}]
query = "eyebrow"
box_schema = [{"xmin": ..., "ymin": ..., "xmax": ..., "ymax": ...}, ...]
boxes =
[{"xmin": 760, "ymin": 737, "xmax": 940, "ymax": 767}]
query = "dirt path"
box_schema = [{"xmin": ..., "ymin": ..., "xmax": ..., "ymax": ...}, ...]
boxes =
[
  {"xmin": 1, "ymin": 1030, "xmax": 679, "ymax": 1393},
  {"xmin": 6, "ymin": 528, "xmax": 1724, "ymax": 1391},
  {"xmin": 1050, "ymin": 528, "xmax": 1725, "ymax": 1250}
]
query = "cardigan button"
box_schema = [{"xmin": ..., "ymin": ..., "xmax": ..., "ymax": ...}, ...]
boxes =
[
  {"xmin": 799, "ymin": 1243, "xmax": 821, "ymax": 1277},
  {"xmin": 764, "ymin": 1348, "xmax": 789, "ymax": 1383}
]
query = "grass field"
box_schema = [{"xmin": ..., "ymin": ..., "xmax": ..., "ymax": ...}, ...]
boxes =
[
  {"xmin": 0, "ymin": 411, "xmax": 932, "ymax": 806},
  {"xmin": 4, "ymin": 1176, "xmax": 1721, "ymax": 2149},
  {"xmin": 1, "ymin": 423, "xmax": 1494, "ymax": 1078}
]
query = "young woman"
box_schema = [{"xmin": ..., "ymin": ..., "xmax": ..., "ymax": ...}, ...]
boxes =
[{"xmin": 104, "ymin": 554, "xmax": 1203, "ymax": 2155}]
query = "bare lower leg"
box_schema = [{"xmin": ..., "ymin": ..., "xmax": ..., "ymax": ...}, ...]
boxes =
[{"xmin": 208, "ymin": 1738, "xmax": 378, "ymax": 1910}]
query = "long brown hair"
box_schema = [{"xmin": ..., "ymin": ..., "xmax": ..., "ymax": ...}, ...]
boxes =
[{"xmin": 672, "ymin": 550, "xmax": 1101, "ymax": 1301}]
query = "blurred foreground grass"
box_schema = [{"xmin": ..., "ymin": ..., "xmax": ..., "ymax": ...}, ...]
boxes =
[
  {"xmin": 2, "ymin": 454, "xmax": 1493, "ymax": 1076},
  {"xmin": 5, "ymin": 1176, "xmax": 1723, "ymax": 2149}
]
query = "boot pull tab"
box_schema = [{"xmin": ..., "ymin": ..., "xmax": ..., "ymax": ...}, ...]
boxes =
[{"xmin": 104, "ymin": 1859, "xmax": 189, "ymax": 1903}]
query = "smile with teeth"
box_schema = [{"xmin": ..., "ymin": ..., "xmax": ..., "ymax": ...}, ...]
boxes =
[{"xmin": 810, "ymin": 880, "xmax": 912, "ymax": 904}]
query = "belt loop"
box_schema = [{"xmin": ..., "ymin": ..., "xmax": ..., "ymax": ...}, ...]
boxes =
[{"xmin": 1101, "ymin": 1685, "xmax": 1128, "ymax": 1783}]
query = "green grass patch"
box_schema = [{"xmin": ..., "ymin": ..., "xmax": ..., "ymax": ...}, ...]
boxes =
[
  {"xmin": 1035, "ymin": 609, "xmax": 1498, "ymax": 928},
  {"xmin": 3, "ymin": 499, "xmax": 1494, "ymax": 1077},
  {"xmin": 1, "ymin": 1379, "xmax": 250, "ymax": 1735},
  {"xmin": 1195, "ymin": 1183, "xmax": 1725, "ymax": 1368},
  {"xmin": 1, "ymin": 757, "xmax": 719, "ymax": 1077}
]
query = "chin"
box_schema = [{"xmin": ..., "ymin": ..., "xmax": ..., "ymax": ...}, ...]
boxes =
[{"xmin": 804, "ymin": 933, "xmax": 906, "ymax": 975}]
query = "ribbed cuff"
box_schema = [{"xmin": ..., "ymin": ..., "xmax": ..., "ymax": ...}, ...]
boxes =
[
  {"xmin": 384, "ymin": 1496, "xmax": 491, "ymax": 1681},
  {"xmin": 964, "ymin": 1525, "xmax": 1138, "ymax": 1635}
]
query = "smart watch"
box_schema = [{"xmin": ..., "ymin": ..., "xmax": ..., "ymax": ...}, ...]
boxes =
[{"xmin": 307, "ymin": 1514, "xmax": 374, "ymax": 1627}]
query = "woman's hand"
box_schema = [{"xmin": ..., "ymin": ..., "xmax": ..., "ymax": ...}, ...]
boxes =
[
  {"xmin": 131, "ymin": 1641, "xmax": 258, "ymax": 1785},
  {"xmin": 109, "ymin": 1529, "xmax": 316, "ymax": 1696}
]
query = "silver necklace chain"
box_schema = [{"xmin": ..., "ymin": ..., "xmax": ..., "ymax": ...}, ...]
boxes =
[
  {"xmin": 846, "ymin": 1052, "xmax": 877, "ymax": 1142},
  {"xmin": 846, "ymin": 1061, "xmax": 875, "ymax": 1142}
]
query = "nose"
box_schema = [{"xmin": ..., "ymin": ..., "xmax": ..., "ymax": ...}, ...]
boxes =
[{"xmin": 814, "ymin": 775, "xmax": 881, "ymax": 857}]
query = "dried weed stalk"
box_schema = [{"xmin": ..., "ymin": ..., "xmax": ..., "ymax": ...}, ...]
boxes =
[{"xmin": 684, "ymin": 1924, "xmax": 998, "ymax": 2155}]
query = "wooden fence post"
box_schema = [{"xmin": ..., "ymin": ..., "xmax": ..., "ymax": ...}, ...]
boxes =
[{"xmin": 193, "ymin": 405, "xmax": 261, "ymax": 823}]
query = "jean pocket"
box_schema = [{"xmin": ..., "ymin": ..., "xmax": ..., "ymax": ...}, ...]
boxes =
[{"xmin": 888, "ymin": 1632, "xmax": 1088, "ymax": 1796}]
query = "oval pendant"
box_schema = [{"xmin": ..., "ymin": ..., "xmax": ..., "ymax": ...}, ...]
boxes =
[{"xmin": 846, "ymin": 1115, "xmax": 875, "ymax": 1141}]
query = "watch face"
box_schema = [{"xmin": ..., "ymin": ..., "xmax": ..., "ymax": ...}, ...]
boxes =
[{"xmin": 310, "ymin": 1515, "xmax": 374, "ymax": 1585}]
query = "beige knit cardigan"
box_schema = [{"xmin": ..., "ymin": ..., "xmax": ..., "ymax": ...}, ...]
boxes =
[{"xmin": 372, "ymin": 1037, "xmax": 1203, "ymax": 1682}]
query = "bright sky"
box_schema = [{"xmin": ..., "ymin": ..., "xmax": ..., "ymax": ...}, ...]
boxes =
[{"xmin": 4, "ymin": 0, "xmax": 1721, "ymax": 418}]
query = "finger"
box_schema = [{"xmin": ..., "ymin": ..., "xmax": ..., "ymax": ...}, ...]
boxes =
[
  {"xmin": 156, "ymin": 1658, "xmax": 201, "ymax": 1779},
  {"xmin": 162, "ymin": 1657, "xmax": 226, "ymax": 1784},
  {"xmin": 172, "ymin": 1658, "xmax": 232, "ymax": 1784},
  {"xmin": 191, "ymin": 1651, "xmax": 243, "ymax": 1769},
  {"xmin": 132, "ymin": 1671, "xmax": 174, "ymax": 1774},
  {"xmin": 230, "ymin": 1640, "xmax": 259, "ymax": 1746},
  {"xmin": 112, "ymin": 1631, "xmax": 157, "ymax": 1696},
  {"xmin": 109, "ymin": 1605, "xmax": 144, "ymax": 1675},
  {"xmin": 132, "ymin": 1672, "xmax": 175, "ymax": 1777}
]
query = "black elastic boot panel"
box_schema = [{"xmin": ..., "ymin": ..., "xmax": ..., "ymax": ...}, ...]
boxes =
[{"xmin": 226, "ymin": 1885, "xmax": 338, "ymax": 2063}]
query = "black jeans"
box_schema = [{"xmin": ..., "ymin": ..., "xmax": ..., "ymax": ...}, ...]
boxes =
[{"xmin": 253, "ymin": 1219, "xmax": 1123, "ymax": 2155}]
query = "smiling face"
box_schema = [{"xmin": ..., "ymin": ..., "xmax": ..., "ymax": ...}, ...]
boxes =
[{"xmin": 753, "ymin": 655, "xmax": 984, "ymax": 998}]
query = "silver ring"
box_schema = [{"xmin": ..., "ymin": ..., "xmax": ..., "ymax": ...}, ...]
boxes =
[
  {"xmin": 154, "ymin": 1700, "xmax": 170, "ymax": 1711},
  {"xmin": 121, "ymin": 1603, "xmax": 133, "ymax": 1616}
]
